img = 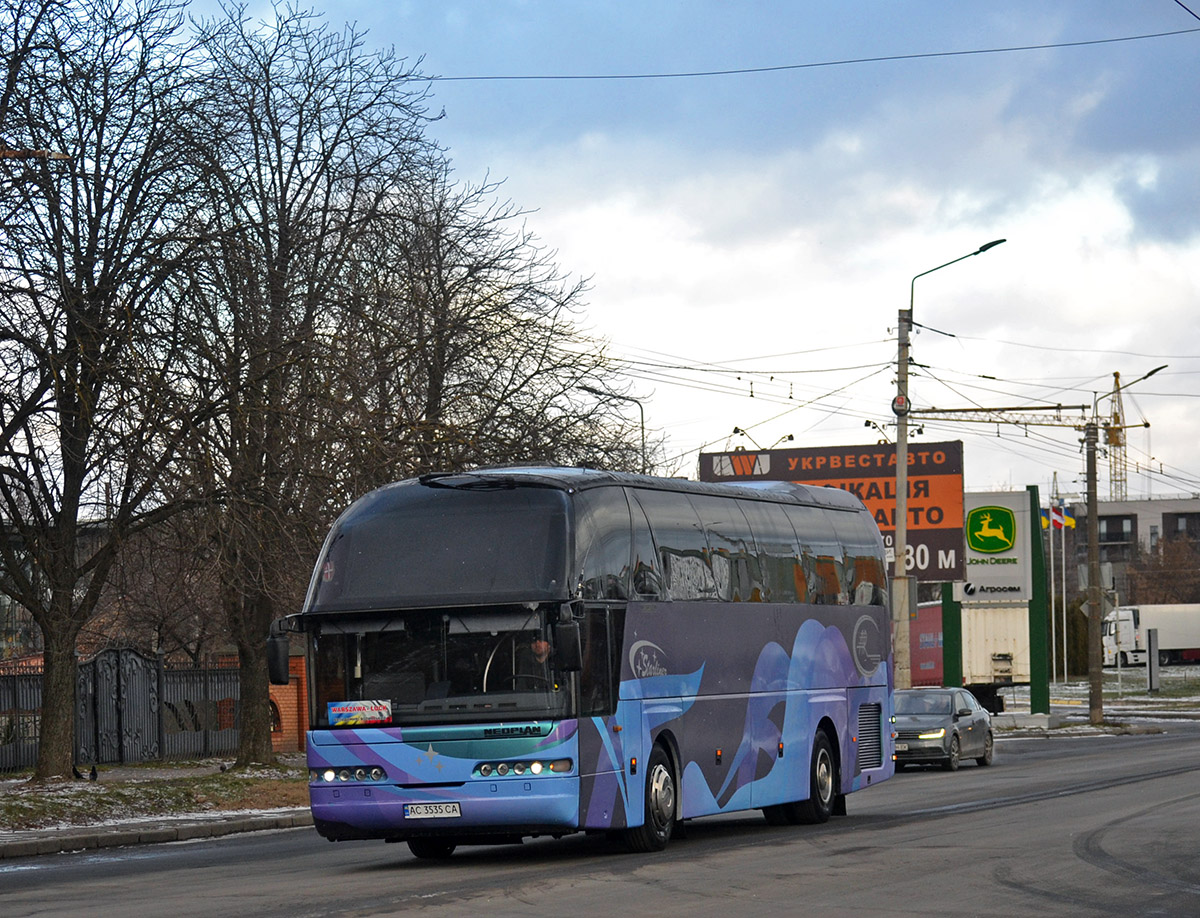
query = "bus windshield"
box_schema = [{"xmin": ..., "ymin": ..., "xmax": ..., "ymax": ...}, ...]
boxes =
[
  {"xmin": 307, "ymin": 480, "xmax": 570, "ymax": 612},
  {"xmin": 310, "ymin": 605, "xmax": 611, "ymax": 727}
]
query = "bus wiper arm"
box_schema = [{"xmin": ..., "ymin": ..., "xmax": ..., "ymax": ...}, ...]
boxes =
[
  {"xmin": 419, "ymin": 473, "xmax": 557, "ymax": 491},
  {"xmin": 419, "ymin": 473, "xmax": 517, "ymax": 490}
]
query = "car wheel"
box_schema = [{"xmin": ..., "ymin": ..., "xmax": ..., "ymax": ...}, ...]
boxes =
[
  {"xmin": 942, "ymin": 735, "xmax": 961, "ymax": 772},
  {"xmin": 976, "ymin": 731, "xmax": 994, "ymax": 766}
]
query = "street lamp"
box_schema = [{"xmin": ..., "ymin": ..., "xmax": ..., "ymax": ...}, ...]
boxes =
[
  {"xmin": 732, "ymin": 426, "xmax": 763, "ymax": 449},
  {"xmin": 579, "ymin": 386, "xmax": 646, "ymax": 474},
  {"xmin": 893, "ymin": 238, "xmax": 1006, "ymax": 689}
]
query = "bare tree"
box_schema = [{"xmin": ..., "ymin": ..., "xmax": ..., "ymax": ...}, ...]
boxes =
[
  {"xmin": 1127, "ymin": 537, "xmax": 1200, "ymax": 604},
  {"xmin": 184, "ymin": 1, "xmax": 435, "ymax": 765},
  {"xmin": 0, "ymin": 0, "xmax": 206, "ymax": 780},
  {"xmin": 81, "ymin": 512, "xmax": 228, "ymax": 660},
  {"xmin": 339, "ymin": 162, "xmax": 648, "ymax": 479},
  {"xmin": 1, "ymin": 0, "xmax": 650, "ymax": 781}
]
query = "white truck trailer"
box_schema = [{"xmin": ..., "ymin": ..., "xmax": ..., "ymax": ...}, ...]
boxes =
[
  {"xmin": 1102, "ymin": 604, "xmax": 1200, "ymax": 666},
  {"xmin": 961, "ymin": 603, "xmax": 1030, "ymax": 713}
]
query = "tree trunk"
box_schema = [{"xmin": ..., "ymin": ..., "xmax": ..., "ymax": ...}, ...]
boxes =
[
  {"xmin": 233, "ymin": 596, "xmax": 277, "ymax": 768},
  {"xmin": 34, "ymin": 631, "xmax": 80, "ymax": 781}
]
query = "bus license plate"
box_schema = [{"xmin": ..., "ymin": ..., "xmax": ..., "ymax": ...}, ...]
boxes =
[
  {"xmin": 404, "ymin": 802, "xmax": 461, "ymax": 819},
  {"xmin": 895, "ymin": 743, "xmax": 909, "ymax": 751}
]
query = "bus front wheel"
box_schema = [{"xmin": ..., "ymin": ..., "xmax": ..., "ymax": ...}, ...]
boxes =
[{"xmin": 623, "ymin": 744, "xmax": 676, "ymax": 852}]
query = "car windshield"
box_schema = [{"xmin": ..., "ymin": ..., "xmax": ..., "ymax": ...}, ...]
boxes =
[{"xmin": 895, "ymin": 692, "xmax": 953, "ymax": 716}]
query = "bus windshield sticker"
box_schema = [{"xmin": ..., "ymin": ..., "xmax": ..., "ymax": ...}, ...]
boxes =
[{"xmin": 328, "ymin": 699, "xmax": 393, "ymax": 726}]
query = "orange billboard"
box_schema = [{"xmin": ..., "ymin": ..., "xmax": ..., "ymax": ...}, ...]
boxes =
[{"xmin": 699, "ymin": 441, "xmax": 965, "ymax": 581}]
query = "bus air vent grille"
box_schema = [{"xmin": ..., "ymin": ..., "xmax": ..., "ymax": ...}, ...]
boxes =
[{"xmin": 857, "ymin": 703, "xmax": 883, "ymax": 769}]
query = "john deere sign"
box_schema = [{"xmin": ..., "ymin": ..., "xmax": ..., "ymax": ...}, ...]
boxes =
[
  {"xmin": 963, "ymin": 492, "xmax": 1031, "ymax": 603},
  {"xmin": 966, "ymin": 506, "xmax": 1017, "ymax": 553}
]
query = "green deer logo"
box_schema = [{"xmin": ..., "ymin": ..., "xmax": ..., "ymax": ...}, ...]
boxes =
[{"xmin": 967, "ymin": 506, "xmax": 1017, "ymax": 553}]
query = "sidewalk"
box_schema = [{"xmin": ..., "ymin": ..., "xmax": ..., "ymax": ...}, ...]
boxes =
[{"xmin": 0, "ymin": 807, "xmax": 314, "ymax": 860}]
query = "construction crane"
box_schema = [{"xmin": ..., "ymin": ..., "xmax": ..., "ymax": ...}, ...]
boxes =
[
  {"xmin": 1104, "ymin": 371, "xmax": 1153, "ymax": 501},
  {"xmin": 904, "ymin": 403, "xmax": 1090, "ymax": 436}
]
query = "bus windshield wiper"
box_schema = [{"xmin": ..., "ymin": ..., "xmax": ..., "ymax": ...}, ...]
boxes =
[
  {"xmin": 419, "ymin": 473, "xmax": 557, "ymax": 491},
  {"xmin": 419, "ymin": 473, "xmax": 516, "ymax": 490}
]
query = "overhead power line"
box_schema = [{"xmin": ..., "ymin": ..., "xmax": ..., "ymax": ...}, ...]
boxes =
[{"xmin": 424, "ymin": 28, "xmax": 1200, "ymax": 82}]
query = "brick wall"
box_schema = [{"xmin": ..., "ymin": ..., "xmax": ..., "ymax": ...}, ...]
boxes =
[{"xmin": 269, "ymin": 654, "xmax": 309, "ymax": 753}]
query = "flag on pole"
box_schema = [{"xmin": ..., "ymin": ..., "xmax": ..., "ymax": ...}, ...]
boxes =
[{"xmin": 1041, "ymin": 505, "xmax": 1076, "ymax": 529}]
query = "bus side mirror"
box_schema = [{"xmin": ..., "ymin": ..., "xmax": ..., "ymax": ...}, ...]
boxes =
[
  {"xmin": 554, "ymin": 621, "xmax": 583, "ymax": 672},
  {"xmin": 268, "ymin": 620, "xmax": 291, "ymax": 685}
]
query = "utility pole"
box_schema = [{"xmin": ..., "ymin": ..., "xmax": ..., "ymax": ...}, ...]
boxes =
[
  {"xmin": 911, "ymin": 362, "xmax": 1166, "ymax": 725},
  {"xmin": 1085, "ymin": 421, "xmax": 1103, "ymax": 725}
]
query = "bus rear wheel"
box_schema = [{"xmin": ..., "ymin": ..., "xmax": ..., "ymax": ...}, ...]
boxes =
[
  {"xmin": 623, "ymin": 744, "xmax": 676, "ymax": 852},
  {"xmin": 764, "ymin": 730, "xmax": 837, "ymax": 826},
  {"xmin": 795, "ymin": 730, "xmax": 837, "ymax": 824}
]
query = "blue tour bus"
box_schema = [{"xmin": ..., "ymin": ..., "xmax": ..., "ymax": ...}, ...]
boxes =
[{"xmin": 270, "ymin": 467, "xmax": 894, "ymax": 858}]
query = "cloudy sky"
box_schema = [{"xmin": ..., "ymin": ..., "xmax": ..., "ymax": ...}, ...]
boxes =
[{"xmin": 285, "ymin": 1, "xmax": 1200, "ymax": 500}]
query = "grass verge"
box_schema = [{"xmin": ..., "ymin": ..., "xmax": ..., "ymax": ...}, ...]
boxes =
[{"xmin": 0, "ymin": 757, "xmax": 309, "ymax": 832}]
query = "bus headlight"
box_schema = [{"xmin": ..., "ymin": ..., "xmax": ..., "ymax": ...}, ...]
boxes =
[
  {"xmin": 311, "ymin": 766, "xmax": 389, "ymax": 783},
  {"xmin": 475, "ymin": 759, "xmax": 572, "ymax": 778}
]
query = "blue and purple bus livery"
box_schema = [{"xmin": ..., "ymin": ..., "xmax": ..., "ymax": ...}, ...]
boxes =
[{"xmin": 270, "ymin": 467, "xmax": 894, "ymax": 858}]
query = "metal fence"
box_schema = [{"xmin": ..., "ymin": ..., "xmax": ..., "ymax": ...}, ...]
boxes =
[{"xmin": 0, "ymin": 649, "xmax": 240, "ymax": 772}]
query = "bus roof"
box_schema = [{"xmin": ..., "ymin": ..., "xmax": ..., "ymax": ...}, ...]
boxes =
[{"xmin": 407, "ymin": 466, "xmax": 868, "ymax": 513}]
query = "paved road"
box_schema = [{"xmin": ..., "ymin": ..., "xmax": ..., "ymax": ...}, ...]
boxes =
[{"xmin": 3, "ymin": 724, "xmax": 1199, "ymax": 917}]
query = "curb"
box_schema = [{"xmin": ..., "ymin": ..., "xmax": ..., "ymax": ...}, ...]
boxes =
[{"xmin": 0, "ymin": 809, "xmax": 314, "ymax": 861}]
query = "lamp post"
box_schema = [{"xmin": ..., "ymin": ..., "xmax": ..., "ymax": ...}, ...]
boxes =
[
  {"xmin": 893, "ymin": 238, "xmax": 1006, "ymax": 690},
  {"xmin": 579, "ymin": 386, "xmax": 646, "ymax": 474}
]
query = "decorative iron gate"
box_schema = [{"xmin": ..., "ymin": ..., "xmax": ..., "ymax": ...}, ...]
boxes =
[
  {"xmin": 0, "ymin": 650, "xmax": 242, "ymax": 771},
  {"xmin": 76, "ymin": 649, "xmax": 162, "ymax": 764}
]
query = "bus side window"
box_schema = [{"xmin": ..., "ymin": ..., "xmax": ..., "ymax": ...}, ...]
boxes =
[
  {"xmin": 578, "ymin": 609, "xmax": 614, "ymax": 716},
  {"xmin": 737, "ymin": 499, "xmax": 802, "ymax": 603},
  {"xmin": 628, "ymin": 490, "xmax": 665, "ymax": 600},
  {"xmin": 785, "ymin": 505, "xmax": 844, "ymax": 604},
  {"xmin": 829, "ymin": 510, "xmax": 887, "ymax": 606},
  {"xmin": 688, "ymin": 494, "xmax": 756, "ymax": 603},
  {"xmin": 574, "ymin": 490, "xmax": 633, "ymax": 600}
]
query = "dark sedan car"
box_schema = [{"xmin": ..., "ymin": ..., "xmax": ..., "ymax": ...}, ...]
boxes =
[{"xmin": 894, "ymin": 688, "xmax": 994, "ymax": 771}]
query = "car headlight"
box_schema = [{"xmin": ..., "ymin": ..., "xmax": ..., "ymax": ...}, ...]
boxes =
[{"xmin": 918, "ymin": 728, "xmax": 946, "ymax": 740}]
